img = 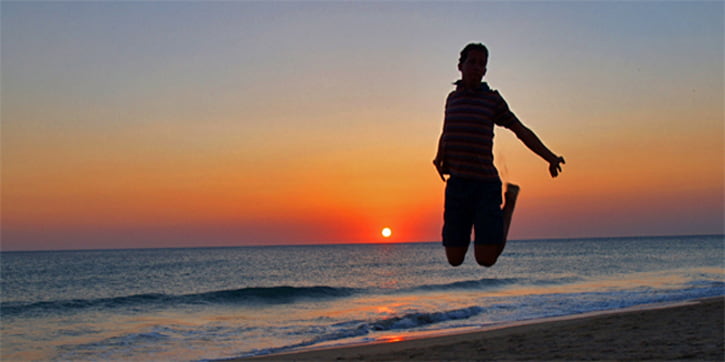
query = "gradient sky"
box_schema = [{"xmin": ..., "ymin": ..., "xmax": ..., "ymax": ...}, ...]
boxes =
[{"xmin": 2, "ymin": 1, "xmax": 723, "ymax": 251}]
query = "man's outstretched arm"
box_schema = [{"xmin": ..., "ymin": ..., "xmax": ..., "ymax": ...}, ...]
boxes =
[{"xmin": 509, "ymin": 120, "xmax": 565, "ymax": 177}]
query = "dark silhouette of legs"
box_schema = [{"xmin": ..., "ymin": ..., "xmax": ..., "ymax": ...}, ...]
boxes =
[
  {"xmin": 474, "ymin": 183, "xmax": 519, "ymax": 267},
  {"xmin": 444, "ymin": 183, "xmax": 519, "ymax": 267}
]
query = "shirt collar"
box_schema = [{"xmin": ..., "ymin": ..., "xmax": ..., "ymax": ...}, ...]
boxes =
[{"xmin": 454, "ymin": 80, "xmax": 491, "ymax": 93}]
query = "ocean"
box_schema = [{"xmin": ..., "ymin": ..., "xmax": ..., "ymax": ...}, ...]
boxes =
[{"xmin": 2, "ymin": 235, "xmax": 723, "ymax": 361}]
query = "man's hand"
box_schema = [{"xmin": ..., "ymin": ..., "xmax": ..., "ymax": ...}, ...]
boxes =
[
  {"xmin": 549, "ymin": 156, "xmax": 565, "ymax": 178},
  {"xmin": 433, "ymin": 158, "xmax": 447, "ymax": 182}
]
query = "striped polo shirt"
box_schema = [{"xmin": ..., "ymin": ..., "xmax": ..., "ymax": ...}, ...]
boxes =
[{"xmin": 440, "ymin": 82, "xmax": 518, "ymax": 180}]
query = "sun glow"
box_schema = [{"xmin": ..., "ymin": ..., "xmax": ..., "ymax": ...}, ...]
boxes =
[{"xmin": 381, "ymin": 227, "xmax": 392, "ymax": 238}]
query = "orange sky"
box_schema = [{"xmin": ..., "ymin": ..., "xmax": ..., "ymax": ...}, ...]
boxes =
[{"xmin": 2, "ymin": 2, "xmax": 723, "ymax": 250}]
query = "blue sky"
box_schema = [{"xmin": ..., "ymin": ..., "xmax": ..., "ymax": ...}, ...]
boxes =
[{"xmin": 2, "ymin": 1, "xmax": 723, "ymax": 250}]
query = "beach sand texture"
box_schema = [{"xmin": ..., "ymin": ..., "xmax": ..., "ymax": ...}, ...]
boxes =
[{"xmin": 248, "ymin": 297, "xmax": 724, "ymax": 361}]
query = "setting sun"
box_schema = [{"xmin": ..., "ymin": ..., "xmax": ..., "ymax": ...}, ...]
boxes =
[{"xmin": 381, "ymin": 227, "xmax": 392, "ymax": 238}]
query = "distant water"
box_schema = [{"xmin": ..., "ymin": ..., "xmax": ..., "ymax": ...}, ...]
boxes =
[{"xmin": 2, "ymin": 235, "xmax": 723, "ymax": 361}]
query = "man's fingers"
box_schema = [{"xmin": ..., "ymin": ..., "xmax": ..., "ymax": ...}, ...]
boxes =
[
  {"xmin": 549, "ymin": 163, "xmax": 561, "ymax": 178},
  {"xmin": 433, "ymin": 160, "xmax": 447, "ymax": 181}
]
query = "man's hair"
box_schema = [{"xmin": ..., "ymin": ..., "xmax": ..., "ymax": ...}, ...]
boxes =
[{"xmin": 459, "ymin": 43, "xmax": 489, "ymax": 65}]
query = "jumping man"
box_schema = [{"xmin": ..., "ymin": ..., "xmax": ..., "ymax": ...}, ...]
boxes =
[{"xmin": 434, "ymin": 43, "xmax": 565, "ymax": 267}]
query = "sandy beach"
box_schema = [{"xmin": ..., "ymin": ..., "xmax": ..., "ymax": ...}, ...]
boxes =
[{"xmin": 246, "ymin": 297, "xmax": 724, "ymax": 361}]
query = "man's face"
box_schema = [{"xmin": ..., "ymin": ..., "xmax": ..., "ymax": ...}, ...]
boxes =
[{"xmin": 459, "ymin": 50, "xmax": 487, "ymax": 83}]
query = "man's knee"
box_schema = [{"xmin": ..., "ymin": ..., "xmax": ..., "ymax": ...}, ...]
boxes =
[
  {"xmin": 474, "ymin": 245, "xmax": 499, "ymax": 267},
  {"xmin": 445, "ymin": 246, "xmax": 467, "ymax": 267},
  {"xmin": 475, "ymin": 255, "xmax": 497, "ymax": 267},
  {"xmin": 448, "ymin": 257, "xmax": 465, "ymax": 267}
]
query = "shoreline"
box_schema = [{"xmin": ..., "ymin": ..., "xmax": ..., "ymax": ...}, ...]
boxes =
[{"xmin": 240, "ymin": 297, "xmax": 724, "ymax": 361}]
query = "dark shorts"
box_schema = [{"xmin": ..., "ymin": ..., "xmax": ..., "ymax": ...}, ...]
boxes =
[{"xmin": 442, "ymin": 177, "xmax": 504, "ymax": 247}]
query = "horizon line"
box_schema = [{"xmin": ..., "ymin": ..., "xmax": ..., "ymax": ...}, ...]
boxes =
[{"xmin": 1, "ymin": 233, "xmax": 722, "ymax": 253}]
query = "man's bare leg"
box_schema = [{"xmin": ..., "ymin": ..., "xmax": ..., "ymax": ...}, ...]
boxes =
[
  {"xmin": 502, "ymin": 183, "xmax": 520, "ymax": 244},
  {"xmin": 445, "ymin": 246, "xmax": 468, "ymax": 267},
  {"xmin": 474, "ymin": 183, "xmax": 520, "ymax": 266}
]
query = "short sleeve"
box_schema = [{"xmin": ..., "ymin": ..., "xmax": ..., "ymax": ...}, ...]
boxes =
[
  {"xmin": 444, "ymin": 91, "xmax": 456, "ymax": 110},
  {"xmin": 492, "ymin": 90, "xmax": 518, "ymax": 129}
]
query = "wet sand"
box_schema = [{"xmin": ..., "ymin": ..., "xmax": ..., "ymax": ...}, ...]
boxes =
[{"xmin": 245, "ymin": 297, "xmax": 723, "ymax": 361}]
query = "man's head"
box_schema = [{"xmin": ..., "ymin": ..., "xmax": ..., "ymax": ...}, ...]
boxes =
[
  {"xmin": 458, "ymin": 43, "xmax": 488, "ymax": 85},
  {"xmin": 459, "ymin": 43, "xmax": 489, "ymax": 66}
]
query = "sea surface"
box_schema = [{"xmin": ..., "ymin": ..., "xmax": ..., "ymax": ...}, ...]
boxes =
[{"xmin": 2, "ymin": 235, "xmax": 723, "ymax": 361}]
